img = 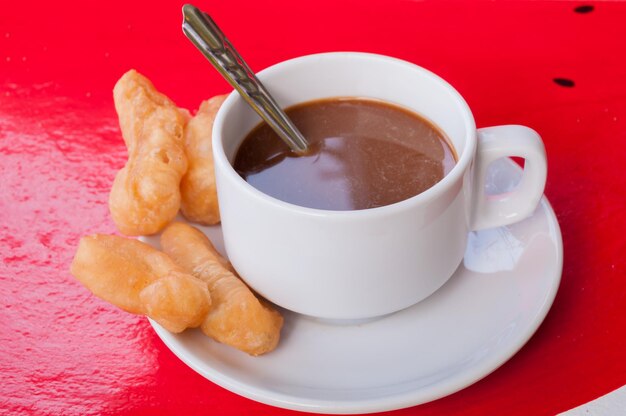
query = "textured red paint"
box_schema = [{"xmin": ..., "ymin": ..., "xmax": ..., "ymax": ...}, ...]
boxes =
[{"xmin": 1, "ymin": 1, "xmax": 625, "ymax": 415}]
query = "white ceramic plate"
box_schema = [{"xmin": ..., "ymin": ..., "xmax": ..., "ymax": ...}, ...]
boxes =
[{"xmin": 144, "ymin": 158, "xmax": 563, "ymax": 414}]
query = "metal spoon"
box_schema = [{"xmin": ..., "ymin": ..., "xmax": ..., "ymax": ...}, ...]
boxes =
[{"xmin": 182, "ymin": 4, "xmax": 309, "ymax": 154}]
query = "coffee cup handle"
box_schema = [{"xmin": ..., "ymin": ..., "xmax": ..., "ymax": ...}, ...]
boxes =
[{"xmin": 469, "ymin": 125, "xmax": 547, "ymax": 231}]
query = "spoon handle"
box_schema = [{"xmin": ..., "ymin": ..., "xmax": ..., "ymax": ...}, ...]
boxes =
[{"xmin": 182, "ymin": 4, "xmax": 309, "ymax": 154}]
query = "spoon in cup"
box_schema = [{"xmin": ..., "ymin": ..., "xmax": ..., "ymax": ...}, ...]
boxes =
[{"xmin": 182, "ymin": 4, "xmax": 309, "ymax": 154}]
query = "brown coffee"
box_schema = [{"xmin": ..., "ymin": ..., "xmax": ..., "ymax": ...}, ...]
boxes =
[{"xmin": 234, "ymin": 98, "xmax": 456, "ymax": 210}]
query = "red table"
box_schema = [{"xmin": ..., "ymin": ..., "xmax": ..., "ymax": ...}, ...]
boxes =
[{"xmin": 2, "ymin": 1, "xmax": 625, "ymax": 415}]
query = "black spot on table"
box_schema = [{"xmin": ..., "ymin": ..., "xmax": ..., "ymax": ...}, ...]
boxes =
[
  {"xmin": 574, "ymin": 5, "xmax": 594, "ymax": 14},
  {"xmin": 553, "ymin": 78, "xmax": 575, "ymax": 88}
]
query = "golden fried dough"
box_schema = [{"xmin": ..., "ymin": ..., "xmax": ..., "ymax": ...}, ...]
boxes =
[
  {"xmin": 140, "ymin": 274, "xmax": 210, "ymax": 333},
  {"xmin": 70, "ymin": 234, "xmax": 211, "ymax": 333},
  {"xmin": 180, "ymin": 95, "xmax": 228, "ymax": 225},
  {"xmin": 110, "ymin": 70, "xmax": 189, "ymax": 235},
  {"xmin": 161, "ymin": 222, "xmax": 283, "ymax": 356}
]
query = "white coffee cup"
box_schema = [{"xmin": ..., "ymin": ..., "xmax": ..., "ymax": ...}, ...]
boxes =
[{"xmin": 212, "ymin": 52, "xmax": 546, "ymax": 320}]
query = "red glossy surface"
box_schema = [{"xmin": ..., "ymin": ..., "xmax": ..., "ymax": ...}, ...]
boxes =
[{"xmin": 1, "ymin": 1, "xmax": 625, "ymax": 415}]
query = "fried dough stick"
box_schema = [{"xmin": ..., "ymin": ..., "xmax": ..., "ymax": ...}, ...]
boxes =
[
  {"xmin": 110, "ymin": 70, "xmax": 188, "ymax": 235},
  {"xmin": 161, "ymin": 222, "xmax": 283, "ymax": 356},
  {"xmin": 180, "ymin": 95, "xmax": 228, "ymax": 225},
  {"xmin": 70, "ymin": 235, "xmax": 211, "ymax": 333}
]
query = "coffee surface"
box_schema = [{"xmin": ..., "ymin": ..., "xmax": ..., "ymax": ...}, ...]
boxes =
[{"xmin": 234, "ymin": 98, "xmax": 456, "ymax": 210}]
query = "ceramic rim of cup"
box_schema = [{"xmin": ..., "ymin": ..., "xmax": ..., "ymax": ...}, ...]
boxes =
[{"xmin": 212, "ymin": 52, "xmax": 477, "ymax": 219}]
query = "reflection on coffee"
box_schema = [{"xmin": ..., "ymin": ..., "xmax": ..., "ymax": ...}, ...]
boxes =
[{"xmin": 234, "ymin": 98, "xmax": 456, "ymax": 210}]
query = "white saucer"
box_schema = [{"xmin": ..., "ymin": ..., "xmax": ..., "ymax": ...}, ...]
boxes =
[{"xmin": 145, "ymin": 158, "xmax": 563, "ymax": 414}]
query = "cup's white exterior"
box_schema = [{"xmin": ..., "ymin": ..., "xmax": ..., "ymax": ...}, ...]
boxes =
[{"xmin": 212, "ymin": 52, "xmax": 545, "ymax": 320}]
